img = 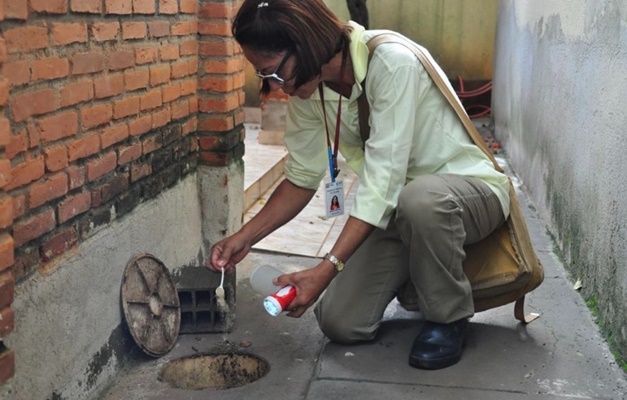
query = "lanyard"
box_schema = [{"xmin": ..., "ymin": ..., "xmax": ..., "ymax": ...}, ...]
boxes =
[
  {"xmin": 318, "ymin": 47, "xmax": 349, "ymax": 183},
  {"xmin": 318, "ymin": 85, "xmax": 342, "ymax": 182}
]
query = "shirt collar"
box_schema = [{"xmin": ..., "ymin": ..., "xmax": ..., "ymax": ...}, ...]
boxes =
[{"xmin": 348, "ymin": 21, "xmax": 369, "ymax": 87}]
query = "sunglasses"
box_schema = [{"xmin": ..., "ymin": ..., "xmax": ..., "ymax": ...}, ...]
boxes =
[{"xmin": 254, "ymin": 49, "xmax": 292, "ymax": 85}]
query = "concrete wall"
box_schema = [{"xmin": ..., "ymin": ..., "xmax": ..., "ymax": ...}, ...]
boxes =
[{"xmin": 492, "ymin": 0, "xmax": 627, "ymax": 361}]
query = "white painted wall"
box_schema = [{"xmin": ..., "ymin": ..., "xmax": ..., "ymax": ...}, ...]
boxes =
[{"xmin": 493, "ymin": 0, "xmax": 627, "ymax": 359}]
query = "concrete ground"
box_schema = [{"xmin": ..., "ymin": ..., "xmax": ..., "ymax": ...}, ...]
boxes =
[{"xmin": 100, "ymin": 124, "xmax": 627, "ymax": 399}]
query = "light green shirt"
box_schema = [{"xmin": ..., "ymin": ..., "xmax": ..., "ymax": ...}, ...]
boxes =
[{"xmin": 284, "ymin": 22, "xmax": 510, "ymax": 229}]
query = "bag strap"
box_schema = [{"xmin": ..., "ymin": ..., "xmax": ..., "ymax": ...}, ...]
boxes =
[{"xmin": 358, "ymin": 33, "xmax": 504, "ymax": 174}]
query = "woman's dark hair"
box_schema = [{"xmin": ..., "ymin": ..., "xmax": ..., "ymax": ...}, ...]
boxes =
[{"xmin": 233, "ymin": 0, "xmax": 352, "ymax": 94}]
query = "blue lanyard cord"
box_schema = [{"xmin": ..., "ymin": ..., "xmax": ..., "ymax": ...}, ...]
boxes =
[{"xmin": 318, "ymin": 84, "xmax": 342, "ymax": 183}]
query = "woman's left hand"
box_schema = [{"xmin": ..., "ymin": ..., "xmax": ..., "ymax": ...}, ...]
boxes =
[{"xmin": 274, "ymin": 262, "xmax": 336, "ymax": 318}]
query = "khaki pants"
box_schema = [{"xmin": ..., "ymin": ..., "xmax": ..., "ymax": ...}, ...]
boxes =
[{"xmin": 314, "ymin": 174, "xmax": 505, "ymax": 344}]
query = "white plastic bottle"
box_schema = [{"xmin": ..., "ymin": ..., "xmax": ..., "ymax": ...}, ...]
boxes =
[{"xmin": 250, "ymin": 265, "xmax": 296, "ymax": 316}]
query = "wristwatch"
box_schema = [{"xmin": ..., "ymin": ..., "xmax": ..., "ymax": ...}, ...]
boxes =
[{"xmin": 323, "ymin": 253, "xmax": 345, "ymax": 273}]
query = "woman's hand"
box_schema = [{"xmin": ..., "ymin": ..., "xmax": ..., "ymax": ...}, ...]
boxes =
[
  {"xmin": 208, "ymin": 232, "xmax": 252, "ymax": 273},
  {"xmin": 274, "ymin": 262, "xmax": 336, "ymax": 318}
]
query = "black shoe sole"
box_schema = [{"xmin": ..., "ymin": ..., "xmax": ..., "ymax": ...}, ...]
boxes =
[{"xmin": 408, "ymin": 351, "xmax": 462, "ymax": 370}]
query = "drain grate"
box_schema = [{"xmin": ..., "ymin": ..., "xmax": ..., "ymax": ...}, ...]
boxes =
[
  {"xmin": 178, "ymin": 287, "xmax": 233, "ymax": 333},
  {"xmin": 173, "ymin": 266, "xmax": 235, "ymax": 334}
]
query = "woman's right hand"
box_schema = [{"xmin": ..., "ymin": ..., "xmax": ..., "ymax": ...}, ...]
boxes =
[{"xmin": 208, "ymin": 232, "xmax": 252, "ymax": 273}]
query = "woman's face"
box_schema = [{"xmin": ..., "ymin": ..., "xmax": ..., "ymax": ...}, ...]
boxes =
[{"xmin": 242, "ymin": 46, "xmax": 320, "ymax": 99}]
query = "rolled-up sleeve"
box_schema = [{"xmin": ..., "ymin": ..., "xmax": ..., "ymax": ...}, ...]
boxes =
[{"xmin": 283, "ymin": 98, "xmax": 328, "ymax": 190}]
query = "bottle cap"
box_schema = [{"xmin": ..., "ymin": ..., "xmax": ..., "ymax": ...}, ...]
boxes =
[{"xmin": 263, "ymin": 296, "xmax": 282, "ymax": 316}]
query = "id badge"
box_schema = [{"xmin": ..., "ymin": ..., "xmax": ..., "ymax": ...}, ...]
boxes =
[{"xmin": 325, "ymin": 180, "xmax": 344, "ymax": 218}]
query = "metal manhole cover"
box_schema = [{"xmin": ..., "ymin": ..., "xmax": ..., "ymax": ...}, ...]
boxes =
[{"xmin": 121, "ymin": 254, "xmax": 180, "ymax": 357}]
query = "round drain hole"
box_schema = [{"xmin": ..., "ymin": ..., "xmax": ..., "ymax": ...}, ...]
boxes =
[{"xmin": 159, "ymin": 352, "xmax": 270, "ymax": 390}]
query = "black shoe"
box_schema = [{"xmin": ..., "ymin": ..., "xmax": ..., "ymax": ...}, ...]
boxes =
[{"xmin": 408, "ymin": 318, "xmax": 469, "ymax": 370}]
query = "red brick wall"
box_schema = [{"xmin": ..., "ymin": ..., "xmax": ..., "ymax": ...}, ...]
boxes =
[
  {"xmin": 0, "ymin": 0, "xmax": 17, "ymax": 386},
  {"xmin": 0, "ymin": 0, "xmax": 245, "ymax": 386},
  {"xmin": 197, "ymin": 0, "xmax": 246, "ymax": 165}
]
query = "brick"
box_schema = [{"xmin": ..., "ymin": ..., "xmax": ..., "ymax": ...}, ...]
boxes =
[
  {"xmin": 0, "ymin": 273, "xmax": 15, "ymax": 309},
  {"xmin": 182, "ymin": 117, "xmax": 197, "ymax": 136},
  {"xmin": 58, "ymin": 192, "xmax": 90, "ymax": 223},
  {"xmin": 128, "ymin": 114, "xmax": 152, "ymax": 136},
  {"xmin": 31, "ymin": 0, "xmax": 67, "ymax": 13},
  {"xmin": 52, "ymin": 23, "xmax": 88, "ymax": 45},
  {"xmin": 171, "ymin": 61, "xmax": 189, "ymax": 79},
  {"xmin": 0, "ymin": 160, "xmax": 10, "ymax": 189},
  {"xmin": 44, "ymin": 145, "xmax": 68, "ymax": 172},
  {"xmin": 147, "ymin": 21, "xmax": 169, "ymax": 38},
  {"xmin": 81, "ymin": 103, "xmax": 113, "ymax": 129},
  {"xmin": 94, "ymin": 74, "xmax": 124, "ymax": 98},
  {"xmin": 0, "ymin": 117, "xmax": 10, "ymax": 147},
  {"xmin": 60, "ymin": 79, "xmax": 94, "ymax": 107},
  {"xmin": 124, "ymin": 68, "xmax": 149, "ymax": 91},
  {"xmin": 67, "ymin": 165, "xmax": 86, "ymax": 190},
  {"xmin": 162, "ymin": 83, "xmax": 181, "ymax": 103},
  {"xmin": 27, "ymin": 124, "xmax": 40, "ymax": 149},
  {"xmin": 12, "ymin": 195, "xmax": 25, "ymax": 220},
  {"xmin": 171, "ymin": 100, "xmax": 190, "ymax": 120},
  {"xmin": 32, "ymin": 57, "xmax": 70, "ymax": 81},
  {"xmin": 198, "ymin": 2, "xmax": 234, "ymax": 19},
  {"xmin": 91, "ymin": 22, "xmax": 119, "ymax": 42},
  {"xmin": 68, "ymin": 133, "xmax": 100, "ymax": 162},
  {"xmin": 135, "ymin": 47, "xmax": 157, "ymax": 65},
  {"xmin": 151, "ymin": 107, "xmax": 171, "ymax": 129},
  {"xmin": 140, "ymin": 89, "xmax": 162, "ymax": 111},
  {"xmin": 5, "ymin": 0, "xmax": 28, "ymax": 19},
  {"xmin": 133, "ymin": 0, "xmax": 155, "ymax": 14},
  {"xmin": 180, "ymin": 0, "xmax": 196, "ymax": 14},
  {"xmin": 101, "ymin": 123, "xmax": 129, "ymax": 148},
  {"xmin": 0, "ymin": 78, "xmax": 8, "ymax": 106},
  {"xmin": 0, "ymin": 349, "xmax": 15, "ymax": 385},
  {"xmin": 29, "ymin": 172, "xmax": 68, "ymax": 209},
  {"xmin": 198, "ymin": 115, "xmax": 234, "ymax": 132},
  {"xmin": 0, "ymin": 39, "xmax": 5, "ymax": 63},
  {"xmin": 159, "ymin": 0, "xmax": 177, "ymax": 14},
  {"xmin": 0, "ymin": 234, "xmax": 14, "ymax": 271},
  {"xmin": 113, "ymin": 96, "xmax": 140, "ymax": 119},
  {"xmin": 199, "ymin": 40, "xmax": 235, "ymax": 57},
  {"xmin": 0, "ymin": 308, "xmax": 15, "ymax": 337},
  {"xmin": 141, "ymin": 134, "xmax": 161, "ymax": 155},
  {"xmin": 199, "ymin": 92, "xmax": 239, "ymax": 113},
  {"xmin": 86, "ymin": 151, "xmax": 117, "ymax": 181},
  {"xmin": 202, "ymin": 57, "xmax": 243, "ymax": 74},
  {"xmin": 150, "ymin": 65, "xmax": 170, "ymax": 86},
  {"xmin": 5, "ymin": 157, "xmax": 45, "ymax": 191},
  {"xmin": 94, "ymin": 173, "xmax": 129, "ymax": 206},
  {"xmin": 72, "ymin": 52, "xmax": 105, "ymax": 75},
  {"xmin": 180, "ymin": 79, "xmax": 197, "ymax": 96},
  {"xmin": 4, "ymin": 25, "xmax": 48, "ymax": 53},
  {"xmin": 180, "ymin": 40, "xmax": 198, "ymax": 56},
  {"xmin": 160, "ymin": 44, "xmax": 179, "ymax": 61},
  {"xmin": 3, "ymin": 60, "xmax": 31, "ymax": 86},
  {"xmin": 105, "ymin": 0, "xmax": 132, "ymax": 15},
  {"xmin": 13, "ymin": 208, "xmax": 56, "ymax": 247},
  {"xmin": 0, "ymin": 194, "xmax": 12, "ymax": 229},
  {"xmin": 118, "ymin": 142, "xmax": 142, "ymax": 165},
  {"xmin": 199, "ymin": 20, "xmax": 231, "ymax": 36},
  {"xmin": 199, "ymin": 76, "xmax": 232, "ymax": 92},
  {"xmin": 10, "ymin": 88, "xmax": 56, "ymax": 122},
  {"xmin": 122, "ymin": 22, "xmax": 146, "ymax": 40},
  {"xmin": 171, "ymin": 21, "xmax": 194, "ymax": 36},
  {"xmin": 189, "ymin": 96, "xmax": 198, "ymax": 114},
  {"xmin": 109, "ymin": 50, "xmax": 134, "ymax": 71},
  {"xmin": 71, "ymin": 0, "xmax": 102, "ymax": 13},
  {"xmin": 37, "ymin": 111, "xmax": 78, "ymax": 144},
  {"xmin": 40, "ymin": 226, "xmax": 78, "ymax": 262},
  {"xmin": 130, "ymin": 160, "xmax": 151, "ymax": 182}
]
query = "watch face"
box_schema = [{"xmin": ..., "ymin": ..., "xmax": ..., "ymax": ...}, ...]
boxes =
[{"xmin": 335, "ymin": 261, "xmax": 345, "ymax": 272}]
